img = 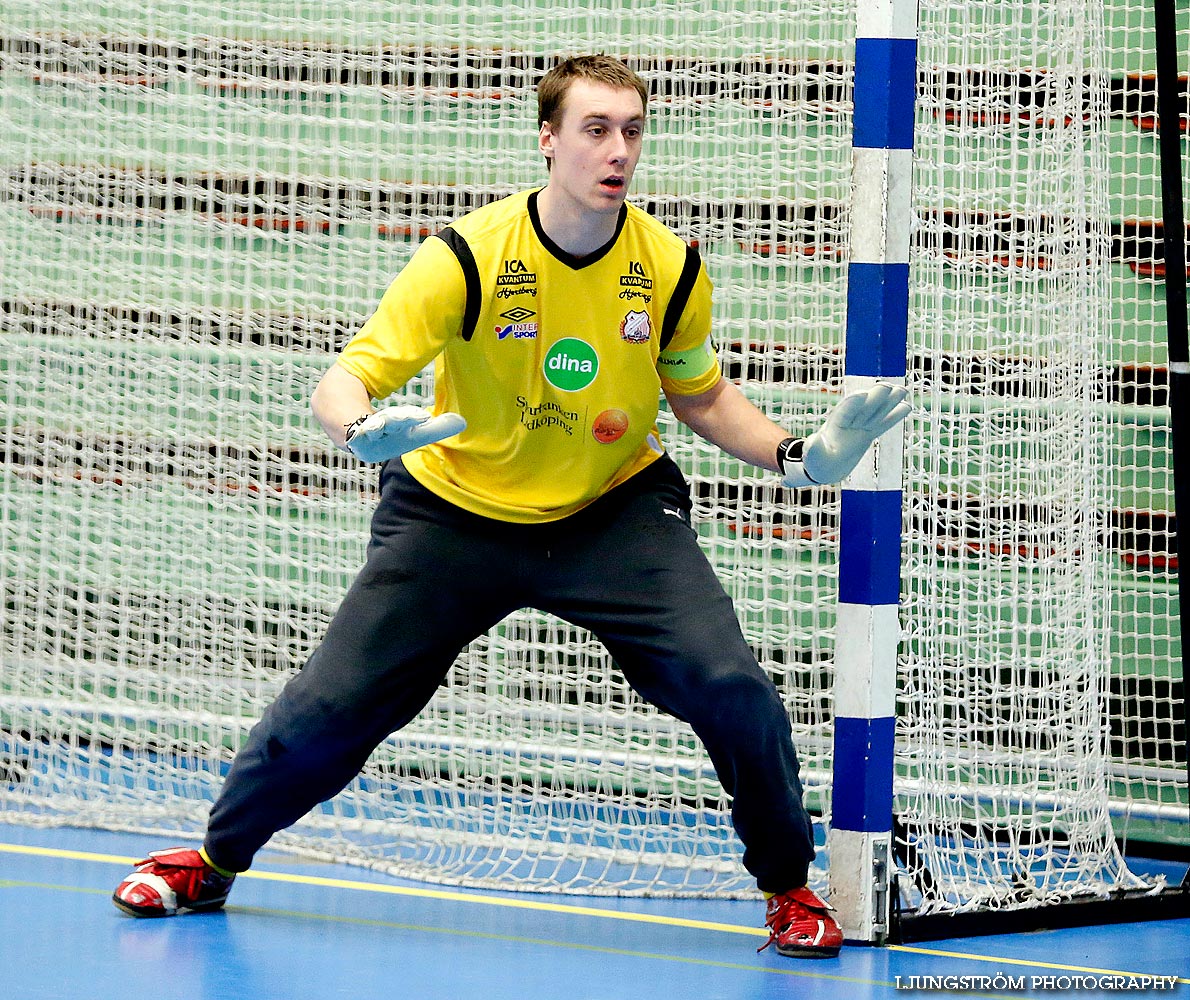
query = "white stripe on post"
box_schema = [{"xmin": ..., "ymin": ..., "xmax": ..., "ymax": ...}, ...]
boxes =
[{"xmin": 827, "ymin": 0, "xmax": 917, "ymax": 944}]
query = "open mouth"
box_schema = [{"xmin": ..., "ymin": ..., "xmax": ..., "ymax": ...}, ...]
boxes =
[{"xmin": 600, "ymin": 176, "xmax": 625, "ymax": 191}]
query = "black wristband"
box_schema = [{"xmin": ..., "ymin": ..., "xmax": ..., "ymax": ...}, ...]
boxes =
[
  {"xmin": 776, "ymin": 436, "xmax": 819, "ymax": 484},
  {"xmin": 343, "ymin": 414, "xmax": 371, "ymax": 443}
]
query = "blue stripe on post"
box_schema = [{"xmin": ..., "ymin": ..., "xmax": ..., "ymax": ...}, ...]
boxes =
[
  {"xmin": 838, "ymin": 489, "xmax": 902, "ymax": 605},
  {"xmin": 846, "ymin": 262, "xmax": 910, "ymax": 377},
  {"xmin": 853, "ymin": 37, "xmax": 918, "ymax": 151},
  {"xmin": 831, "ymin": 715, "xmax": 896, "ymax": 833}
]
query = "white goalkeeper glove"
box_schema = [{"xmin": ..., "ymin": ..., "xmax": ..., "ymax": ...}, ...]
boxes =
[
  {"xmin": 343, "ymin": 405, "xmax": 466, "ymax": 463},
  {"xmin": 777, "ymin": 383, "xmax": 911, "ymax": 487}
]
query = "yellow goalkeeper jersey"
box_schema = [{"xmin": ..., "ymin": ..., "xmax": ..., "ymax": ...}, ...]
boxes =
[{"xmin": 337, "ymin": 188, "xmax": 720, "ymax": 522}]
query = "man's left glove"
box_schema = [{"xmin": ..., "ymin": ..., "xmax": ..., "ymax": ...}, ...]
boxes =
[
  {"xmin": 778, "ymin": 383, "xmax": 910, "ymax": 488},
  {"xmin": 344, "ymin": 405, "xmax": 467, "ymax": 463}
]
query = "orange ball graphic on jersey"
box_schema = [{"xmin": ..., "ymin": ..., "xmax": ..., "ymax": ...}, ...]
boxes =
[{"xmin": 592, "ymin": 408, "xmax": 629, "ymax": 444}]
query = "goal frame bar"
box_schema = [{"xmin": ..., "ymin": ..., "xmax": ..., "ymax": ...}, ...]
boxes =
[{"xmin": 829, "ymin": 0, "xmax": 1189, "ymax": 943}]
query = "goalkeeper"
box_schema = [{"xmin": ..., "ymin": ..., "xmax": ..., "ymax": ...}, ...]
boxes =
[{"xmin": 113, "ymin": 54, "xmax": 909, "ymax": 959}]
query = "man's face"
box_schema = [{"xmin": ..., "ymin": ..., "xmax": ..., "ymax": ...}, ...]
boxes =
[{"xmin": 539, "ymin": 80, "xmax": 645, "ymax": 216}]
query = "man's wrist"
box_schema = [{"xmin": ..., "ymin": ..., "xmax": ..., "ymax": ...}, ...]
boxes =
[
  {"xmin": 343, "ymin": 414, "xmax": 371, "ymax": 442},
  {"xmin": 342, "ymin": 413, "xmax": 376, "ymax": 454},
  {"xmin": 776, "ymin": 436, "xmax": 818, "ymax": 484}
]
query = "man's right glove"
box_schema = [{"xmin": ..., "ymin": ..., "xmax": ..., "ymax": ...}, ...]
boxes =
[
  {"xmin": 777, "ymin": 383, "xmax": 911, "ymax": 487},
  {"xmin": 344, "ymin": 405, "xmax": 466, "ymax": 463}
]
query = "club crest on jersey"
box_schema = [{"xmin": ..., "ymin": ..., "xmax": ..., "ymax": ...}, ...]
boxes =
[{"xmin": 619, "ymin": 310, "xmax": 651, "ymax": 344}]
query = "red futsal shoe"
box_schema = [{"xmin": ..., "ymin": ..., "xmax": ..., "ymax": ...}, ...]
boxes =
[
  {"xmin": 759, "ymin": 886, "xmax": 844, "ymax": 958},
  {"xmin": 112, "ymin": 847, "xmax": 236, "ymax": 917}
]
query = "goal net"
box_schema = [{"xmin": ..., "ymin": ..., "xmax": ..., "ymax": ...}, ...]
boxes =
[
  {"xmin": 898, "ymin": 0, "xmax": 1186, "ymax": 916},
  {"xmin": 1, "ymin": 0, "xmax": 1184, "ymax": 911}
]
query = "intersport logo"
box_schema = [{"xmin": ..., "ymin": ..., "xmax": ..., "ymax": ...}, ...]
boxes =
[{"xmin": 542, "ymin": 338, "xmax": 599, "ymax": 392}]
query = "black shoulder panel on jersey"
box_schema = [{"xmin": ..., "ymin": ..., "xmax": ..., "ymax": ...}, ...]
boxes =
[
  {"xmin": 660, "ymin": 244, "xmax": 702, "ymax": 351},
  {"xmin": 436, "ymin": 227, "xmax": 482, "ymax": 342}
]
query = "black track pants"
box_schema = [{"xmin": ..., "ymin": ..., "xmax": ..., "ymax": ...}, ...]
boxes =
[{"xmin": 205, "ymin": 454, "xmax": 816, "ymax": 892}]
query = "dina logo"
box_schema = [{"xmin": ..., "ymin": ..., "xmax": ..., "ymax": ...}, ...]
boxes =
[{"xmin": 543, "ymin": 338, "xmax": 599, "ymax": 392}]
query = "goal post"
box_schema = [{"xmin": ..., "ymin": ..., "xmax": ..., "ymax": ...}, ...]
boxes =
[
  {"xmin": 1150, "ymin": 0, "xmax": 1190, "ymax": 872},
  {"xmin": 825, "ymin": 0, "xmax": 917, "ymax": 943},
  {"xmin": 0, "ymin": 0, "xmax": 1186, "ymax": 929}
]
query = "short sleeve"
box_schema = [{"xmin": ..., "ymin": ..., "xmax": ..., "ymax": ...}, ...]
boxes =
[
  {"xmin": 657, "ymin": 261, "xmax": 720, "ymax": 396},
  {"xmin": 337, "ymin": 235, "xmax": 469, "ymax": 401}
]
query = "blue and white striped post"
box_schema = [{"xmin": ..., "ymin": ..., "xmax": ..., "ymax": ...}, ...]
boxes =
[{"xmin": 826, "ymin": 0, "xmax": 917, "ymax": 943}]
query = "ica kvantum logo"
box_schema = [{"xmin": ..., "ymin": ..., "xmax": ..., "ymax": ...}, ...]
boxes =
[{"xmin": 543, "ymin": 338, "xmax": 599, "ymax": 392}]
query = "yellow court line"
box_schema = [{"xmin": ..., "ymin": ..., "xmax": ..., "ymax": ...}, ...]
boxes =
[
  {"xmin": 0, "ymin": 879, "xmax": 899, "ymax": 990},
  {"xmin": 223, "ymin": 903, "xmax": 898, "ymax": 989},
  {"xmin": 5, "ymin": 839, "xmax": 1187, "ymax": 986},
  {"xmin": 0, "ymin": 842, "xmax": 766, "ymax": 938},
  {"xmin": 889, "ymin": 945, "xmax": 1190, "ymax": 986}
]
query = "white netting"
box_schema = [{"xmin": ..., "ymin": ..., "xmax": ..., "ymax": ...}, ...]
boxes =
[
  {"xmin": 0, "ymin": 1, "xmax": 853, "ymax": 897},
  {"xmin": 1095, "ymin": 0, "xmax": 1188, "ymax": 853},
  {"xmin": 0, "ymin": 0, "xmax": 1183, "ymax": 907},
  {"xmin": 900, "ymin": 0, "xmax": 1184, "ymax": 912}
]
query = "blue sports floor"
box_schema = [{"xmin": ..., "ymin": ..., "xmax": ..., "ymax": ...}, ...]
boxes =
[{"xmin": 1, "ymin": 823, "xmax": 1186, "ymax": 1000}]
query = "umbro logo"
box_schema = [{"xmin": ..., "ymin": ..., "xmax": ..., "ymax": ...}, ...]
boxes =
[{"xmin": 495, "ymin": 306, "xmax": 538, "ymax": 340}]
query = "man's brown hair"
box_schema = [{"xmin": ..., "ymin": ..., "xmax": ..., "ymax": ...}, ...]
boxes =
[{"xmin": 537, "ymin": 54, "xmax": 649, "ymax": 129}]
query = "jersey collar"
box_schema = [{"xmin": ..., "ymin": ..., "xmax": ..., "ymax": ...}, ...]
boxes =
[{"xmin": 527, "ymin": 189, "xmax": 628, "ymax": 270}]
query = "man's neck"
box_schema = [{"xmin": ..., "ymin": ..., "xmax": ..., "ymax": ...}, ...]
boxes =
[{"xmin": 535, "ymin": 184, "xmax": 621, "ymax": 258}]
